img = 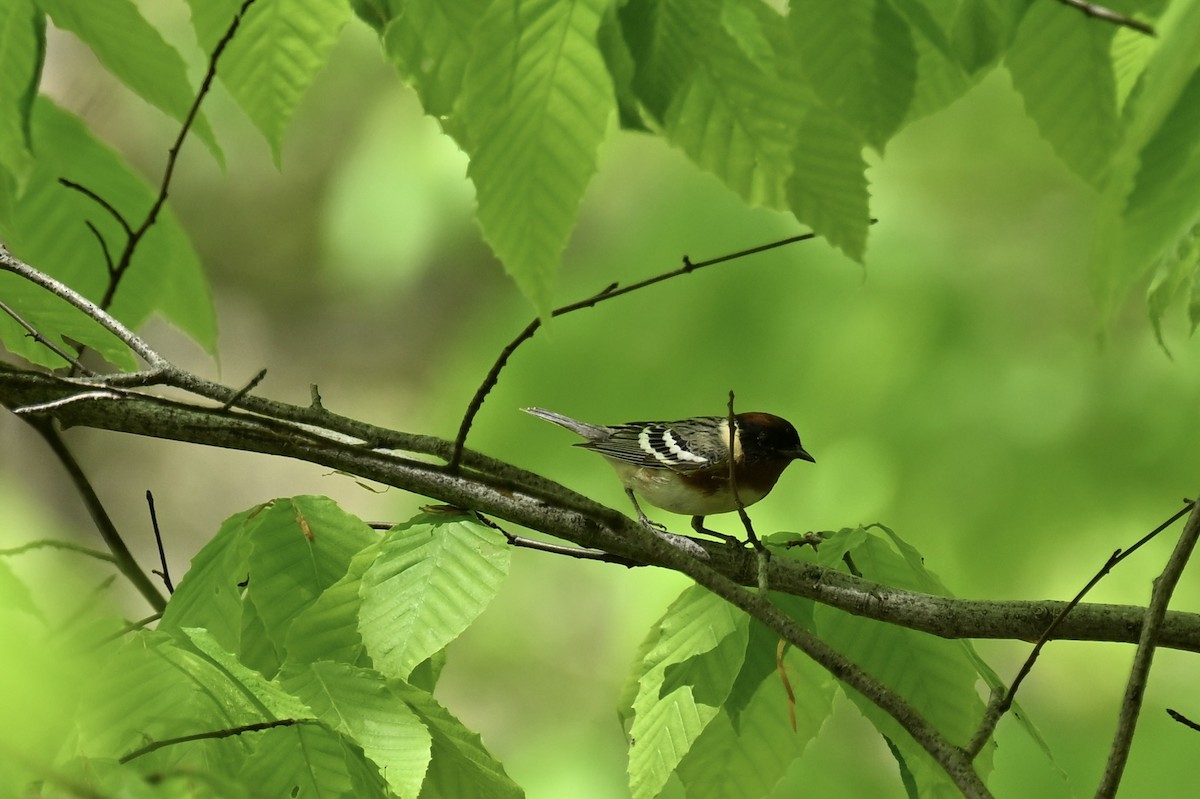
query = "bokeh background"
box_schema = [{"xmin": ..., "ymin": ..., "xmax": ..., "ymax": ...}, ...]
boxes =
[{"xmin": 3, "ymin": 10, "xmax": 1200, "ymax": 797}]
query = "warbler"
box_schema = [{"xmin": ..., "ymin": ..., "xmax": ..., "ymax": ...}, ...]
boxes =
[{"xmin": 523, "ymin": 407, "xmax": 814, "ymax": 543}]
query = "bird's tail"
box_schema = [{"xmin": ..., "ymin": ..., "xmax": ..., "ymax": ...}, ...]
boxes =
[{"xmin": 521, "ymin": 407, "xmax": 609, "ymax": 441}]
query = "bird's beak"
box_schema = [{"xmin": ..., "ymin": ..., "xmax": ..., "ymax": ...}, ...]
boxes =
[{"xmin": 795, "ymin": 447, "xmax": 815, "ymax": 463}]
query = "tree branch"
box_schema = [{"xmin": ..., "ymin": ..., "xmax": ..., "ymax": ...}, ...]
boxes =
[
  {"xmin": 1054, "ymin": 0, "xmax": 1156, "ymax": 36},
  {"xmin": 1096, "ymin": 493, "xmax": 1200, "ymax": 796},
  {"xmin": 967, "ymin": 500, "xmax": 1195, "ymax": 757},
  {"xmin": 26, "ymin": 419, "xmax": 167, "ymax": 611},
  {"xmin": 3, "ymin": 363, "xmax": 1199, "ymax": 655}
]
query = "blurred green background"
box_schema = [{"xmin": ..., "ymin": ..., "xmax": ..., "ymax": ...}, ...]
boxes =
[{"xmin": 3, "ymin": 13, "xmax": 1200, "ymax": 798}]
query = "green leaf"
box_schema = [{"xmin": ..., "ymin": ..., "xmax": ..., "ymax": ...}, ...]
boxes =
[
  {"xmin": 185, "ymin": 0, "xmax": 243, "ymax": 50},
  {"xmin": 719, "ymin": 0, "xmax": 776, "ymax": 75},
  {"xmin": 37, "ymin": 0, "xmax": 222, "ymax": 163},
  {"xmin": 904, "ymin": 11, "xmax": 981, "ymax": 123},
  {"xmin": 0, "ymin": 562, "xmax": 81, "ymax": 798},
  {"xmin": 240, "ymin": 593, "xmax": 284, "ymax": 677},
  {"xmin": 811, "ymin": 529, "xmax": 991, "ymax": 796},
  {"xmin": 75, "ymin": 631, "xmax": 286, "ymax": 761},
  {"xmin": 180, "ymin": 627, "xmax": 314, "ymax": 720},
  {"xmin": 283, "ymin": 541, "xmax": 381, "ymax": 668},
  {"xmin": 282, "ymin": 662, "xmax": 433, "ymax": 799},
  {"xmin": 790, "ymin": 0, "xmax": 918, "ymax": 151},
  {"xmin": 1006, "ymin": 0, "xmax": 1120, "ymax": 186},
  {"xmin": 1124, "ymin": 69, "xmax": 1200, "ymax": 297},
  {"xmin": 0, "ymin": 0, "xmax": 42, "ymax": 185},
  {"xmin": 162, "ymin": 497, "xmax": 376, "ymax": 669},
  {"xmin": 358, "ymin": 513, "xmax": 510, "ymax": 680},
  {"xmin": 55, "ymin": 756, "xmax": 255, "ymax": 799},
  {"xmin": 1146, "ymin": 222, "xmax": 1200, "ymax": 349},
  {"xmin": 619, "ymin": 0, "xmax": 698, "ymax": 122},
  {"xmin": 382, "ymin": 0, "xmax": 489, "ymax": 125},
  {"xmin": 627, "ymin": 585, "xmax": 749, "ymax": 799},
  {"xmin": 865, "ymin": 524, "xmax": 1061, "ymax": 774},
  {"xmin": 786, "ymin": 111, "xmax": 871, "ymax": 261},
  {"xmin": 1091, "ymin": 0, "xmax": 1200, "ymax": 317},
  {"xmin": 0, "ymin": 99, "xmax": 216, "ymax": 367},
  {"xmin": 350, "ymin": 0, "xmax": 394, "ymax": 33},
  {"xmin": 237, "ymin": 722, "xmax": 382, "ymax": 798},
  {"xmin": 1112, "ymin": 24, "xmax": 1158, "ymax": 111},
  {"xmin": 188, "ymin": 0, "xmax": 352, "ymax": 166},
  {"xmin": 643, "ymin": 0, "xmax": 812, "ymax": 213},
  {"xmin": 459, "ymin": 0, "xmax": 614, "ymax": 315},
  {"xmin": 675, "ymin": 619, "xmax": 836, "ymax": 799},
  {"xmin": 244, "ymin": 497, "xmax": 377, "ymax": 662},
  {"xmin": 948, "ymin": 0, "xmax": 1031, "ymax": 73},
  {"xmin": 392, "ymin": 680, "xmax": 524, "ymax": 799},
  {"xmin": 597, "ymin": 0, "xmax": 646, "ymax": 130},
  {"xmin": 160, "ymin": 504, "xmax": 258, "ymax": 654}
]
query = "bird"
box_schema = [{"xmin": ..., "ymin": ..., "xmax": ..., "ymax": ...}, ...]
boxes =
[{"xmin": 523, "ymin": 407, "xmax": 814, "ymax": 544}]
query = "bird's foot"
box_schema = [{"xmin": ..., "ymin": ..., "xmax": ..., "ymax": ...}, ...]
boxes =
[{"xmin": 690, "ymin": 517, "xmax": 745, "ymax": 547}]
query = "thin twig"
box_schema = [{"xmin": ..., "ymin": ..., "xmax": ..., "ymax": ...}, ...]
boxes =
[
  {"xmin": 475, "ymin": 512, "xmax": 639, "ymax": 565},
  {"xmin": 119, "ymin": 719, "xmax": 310, "ymax": 764},
  {"xmin": 0, "ymin": 245, "xmax": 168, "ymax": 369},
  {"xmin": 97, "ymin": 612, "xmax": 163, "ymax": 645},
  {"xmin": 83, "ymin": 220, "xmax": 116, "ymax": 275},
  {"xmin": 450, "ymin": 230, "xmax": 829, "ymax": 468},
  {"xmin": 966, "ymin": 500, "xmax": 1194, "ymax": 757},
  {"xmin": 1167, "ymin": 708, "xmax": 1200, "ymax": 733},
  {"xmin": 1096, "ymin": 496, "xmax": 1200, "ymax": 796},
  {"xmin": 101, "ymin": 0, "xmax": 260, "ymax": 310},
  {"xmin": 1055, "ymin": 0, "xmax": 1156, "ymax": 36},
  {"xmin": 58, "ymin": 178, "xmax": 135, "ymax": 239},
  {"xmin": 146, "ymin": 490, "xmax": 173, "ymax": 593},
  {"xmin": 0, "ymin": 297, "xmax": 93, "ymax": 373},
  {"xmin": 220, "ymin": 368, "xmax": 267, "ymax": 411},
  {"xmin": 7, "ymin": 362, "xmax": 1200, "ymax": 654},
  {"xmin": 725, "ymin": 390, "xmax": 764, "ymax": 552},
  {"xmin": 0, "ymin": 538, "xmax": 116, "ymax": 562},
  {"xmin": 29, "ymin": 420, "xmax": 167, "ymax": 611}
]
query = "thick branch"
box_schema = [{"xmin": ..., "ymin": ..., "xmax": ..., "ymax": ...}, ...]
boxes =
[{"xmin": 3, "ymin": 363, "xmax": 1199, "ymax": 655}]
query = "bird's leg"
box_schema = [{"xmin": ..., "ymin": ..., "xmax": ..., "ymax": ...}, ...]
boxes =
[
  {"xmin": 626, "ymin": 489, "xmax": 668, "ymax": 532},
  {"xmin": 690, "ymin": 516, "xmax": 743, "ymax": 546}
]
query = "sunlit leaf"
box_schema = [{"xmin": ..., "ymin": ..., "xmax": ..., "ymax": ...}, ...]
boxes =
[
  {"xmin": 244, "ymin": 496, "xmax": 376, "ymax": 660},
  {"xmin": 786, "ymin": 111, "xmax": 871, "ymax": 261},
  {"xmin": 675, "ymin": 619, "xmax": 836, "ymax": 799},
  {"xmin": 809, "ymin": 529, "xmax": 991, "ymax": 796},
  {"xmin": 0, "ymin": 0, "xmax": 42, "ymax": 185},
  {"xmin": 626, "ymin": 584, "xmax": 749, "ymax": 799},
  {"xmin": 282, "ymin": 661, "xmax": 432, "ymax": 799},
  {"xmin": 459, "ymin": 0, "xmax": 614, "ymax": 316},
  {"xmin": 358, "ymin": 513, "xmax": 510, "ymax": 680},
  {"xmin": 790, "ymin": 0, "xmax": 918, "ymax": 151},
  {"xmin": 187, "ymin": 0, "xmax": 351, "ymax": 166},
  {"xmin": 39, "ymin": 0, "xmax": 222, "ymax": 162},
  {"xmin": 1091, "ymin": 0, "xmax": 1200, "ymax": 318},
  {"xmin": 1007, "ymin": 1, "xmax": 1120, "ymax": 186},
  {"xmin": 393, "ymin": 681, "xmax": 524, "ymax": 799},
  {"xmin": 0, "ymin": 100, "xmax": 215, "ymax": 367},
  {"xmin": 382, "ymin": 0, "xmax": 488, "ymax": 125}
]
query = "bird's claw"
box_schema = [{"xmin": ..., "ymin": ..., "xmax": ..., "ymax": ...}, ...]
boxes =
[{"xmin": 638, "ymin": 516, "xmax": 669, "ymax": 533}]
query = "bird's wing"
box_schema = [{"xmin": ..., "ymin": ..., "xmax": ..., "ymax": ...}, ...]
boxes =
[{"xmin": 579, "ymin": 418, "xmax": 728, "ymax": 473}]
